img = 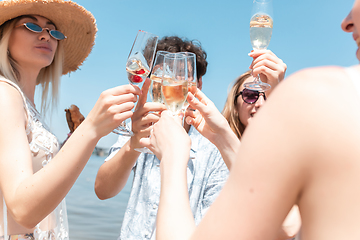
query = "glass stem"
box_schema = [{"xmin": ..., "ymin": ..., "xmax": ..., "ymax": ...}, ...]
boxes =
[{"xmin": 254, "ymin": 74, "xmax": 261, "ymax": 83}]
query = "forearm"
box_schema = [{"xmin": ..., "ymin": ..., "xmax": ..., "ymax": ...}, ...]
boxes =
[
  {"xmin": 95, "ymin": 140, "xmax": 140, "ymax": 199},
  {"xmin": 157, "ymin": 156, "xmax": 195, "ymax": 240},
  {"xmin": 9, "ymin": 121, "xmax": 100, "ymax": 228},
  {"xmin": 212, "ymin": 126, "xmax": 241, "ymax": 170}
]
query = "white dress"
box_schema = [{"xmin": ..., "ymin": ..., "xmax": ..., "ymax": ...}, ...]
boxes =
[{"xmin": 0, "ymin": 77, "xmax": 69, "ymax": 240}]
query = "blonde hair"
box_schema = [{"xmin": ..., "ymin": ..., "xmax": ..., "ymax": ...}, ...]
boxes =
[
  {"xmin": 0, "ymin": 16, "xmax": 63, "ymax": 114},
  {"xmin": 222, "ymin": 70, "xmax": 252, "ymax": 139}
]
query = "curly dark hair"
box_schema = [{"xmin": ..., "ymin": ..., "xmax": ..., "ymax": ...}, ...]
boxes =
[{"xmin": 156, "ymin": 36, "xmax": 208, "ymax": 80}]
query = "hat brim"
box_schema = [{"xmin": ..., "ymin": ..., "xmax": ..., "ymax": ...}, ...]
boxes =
[{"xmin": 0, "ymin": 0, "xmax": 97, "ymax": 75}]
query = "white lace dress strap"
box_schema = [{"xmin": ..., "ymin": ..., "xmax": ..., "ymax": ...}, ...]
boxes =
[{"xmin": 0, "ymin": 76, "xmax": 33, "ymax": 134}]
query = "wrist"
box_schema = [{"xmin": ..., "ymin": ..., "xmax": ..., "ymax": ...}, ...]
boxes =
[
  {"xmin": 214, "ymin": 127, "xmax": 240, "ymax": 154},
  {"xmin": 75, "ymin": 119, "xmax": 101, "ymax": 143},
  {"xmin": 129, "ymin": 134, "xmax": 143, "ymax": 150},
  {"xmin": 161, "ymin": 149, "xmax": 189, "ymax": 168}
]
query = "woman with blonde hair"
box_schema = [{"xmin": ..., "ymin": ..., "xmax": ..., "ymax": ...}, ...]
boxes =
[
  {"xmin": 222, "ymin": 50, "xmax": 286, "ymax": 140},
  {"xmin": 0, "ymin": 1, "xmax": 140, "ymax": 239}
]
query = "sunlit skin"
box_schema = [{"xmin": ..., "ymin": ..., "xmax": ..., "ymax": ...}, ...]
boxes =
[
  {"xmin": 0, "ymin": 11, "xmax": 141, "ymax": 231},
  {"xmin": 342, "ymin": 0, "xmax": 360, "ymax": 61},
  {"xmin": 235, "ymin": 77, "xmax": 266, "ymax": 127},
  {"xmin": 140, "ymin": 2, "xmax": 360, "ymax": 240}
]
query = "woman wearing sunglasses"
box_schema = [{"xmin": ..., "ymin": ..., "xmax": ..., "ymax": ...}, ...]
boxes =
[
  {"xmin": 222, "ymin": 50, "xmax": 286, "ymax": 140},
  {"xmin": 222, "ymin": 51, "xmax": 300, "ymax": 240},
  {"xmin": 0, "ymin": 1, "xmax": 140, "ymax": 239}
]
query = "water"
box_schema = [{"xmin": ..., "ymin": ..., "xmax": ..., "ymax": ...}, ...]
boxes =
[{"xmin": 66, "ymin": 155, "xmax": 133, "ymax": 240}]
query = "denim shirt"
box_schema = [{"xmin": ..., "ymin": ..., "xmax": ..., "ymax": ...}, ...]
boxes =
[{"xmin": 106, "ymin": 126, "xmax": 229, "ymax": 240}]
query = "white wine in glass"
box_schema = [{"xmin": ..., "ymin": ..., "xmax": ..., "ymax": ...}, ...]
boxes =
[
  {"xmin": 162, "ymin": 80, "xmax": 188, "ymax": 113},
  {"xmin": 161, "ymin": 53, "xmax": 189, "ymax": 115},
  {"xmin": 149, "ymin": 51, "xmax": 169, "ymax": 104},
  {"xmin": 179, "ymin": 52, "xmax": 197, "ymax": 111},
  {"xmin": 244, "ymin": 0, "xmax": 273, "ymax": 91},
  {"xmin": 150, "ymin": 75, "xmax": 163, "ymax": 103},
  {"xmin": 250, "ymin": 13, "xmax": 273, "ymax": 50}
]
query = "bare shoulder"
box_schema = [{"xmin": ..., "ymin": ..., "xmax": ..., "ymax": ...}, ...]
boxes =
[
  {"xmin": 268, "ymin": 65, "xmax": 360, "ymax": 175},
  {"xmin": 284, "ymin": 66, "xmax": 349, "ymax": 88},
  {"xmin": 0, "ymin": 80, "xmax": 23, "ymax": 98},
  {"xmin": 0, "ymin": 81, "xmax": 27, "ymax": 125},
  {"xmin": 287, "ymin": 65, "xmax": 346, "ymax": 77},
  {"xmin": 280, "ymin": 66, "xmax": 360, "ymax": 239},
  {"xmin": 257, "ymin": 65, "xmax": 360, "ymax": 165},
  {"xmin": 270, "ymin": 66, "xmax": 355, "ymax": 108}
]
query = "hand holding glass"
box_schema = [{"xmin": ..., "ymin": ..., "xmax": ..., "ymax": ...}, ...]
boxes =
[
  {"xmin": 134, "ymin": 51, "xmax": 169, "ymax": 154},
  {"xmin": 112, "ymin": 30, "xmax": 158, "ymax": 136}
]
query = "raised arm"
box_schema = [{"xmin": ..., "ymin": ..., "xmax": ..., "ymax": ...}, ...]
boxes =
[
  {"xmin": 140, "ymin": 110, "xmax": 195, "ymax": 240},
  {"xmin": 95, "ymin": 78, "xmax": 167, "ymax": 199},
  {"xmin": 185, "ymin": 90, "xmax": 240, "ymax": 169},
  {"xmin": 0, "ymin": 82, "xmax": 140, "ymax": 228}
]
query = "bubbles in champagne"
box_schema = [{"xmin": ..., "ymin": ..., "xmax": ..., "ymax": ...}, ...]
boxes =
[
  {"xmin": 182, "ymin": 82, "xmax": 197, "ymax": 110},
  {"xmin": 250, "ymin": 14, "xmax": 273, "ymax": 50},
  {"xmin": 150, "ymin": 75, "xmax": 163, "ymax": 103},
  {"xmin": 126, "ymin": 52, "xmax": 150, "ymax": 85},
  {"xmin": 161, "ymin": 79, "xmax": 188, "ymax": 114}
]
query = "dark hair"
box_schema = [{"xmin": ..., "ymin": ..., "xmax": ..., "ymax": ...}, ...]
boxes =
[{"xmin": 156, "ymin": 36, "xmax": 208, "ymax": 80}]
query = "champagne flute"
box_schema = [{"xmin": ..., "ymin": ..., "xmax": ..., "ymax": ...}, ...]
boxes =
[
  {"xmin": 112, "ymin": 30, "xmax": 158, "ymax": 136},
  {"xmin": 179, "ymin": 52, "xmax": 197, "ymax": 112},
  {"xmin": 149, "ymin": 51, "xmax": 169, "ymax": 104},
  {"xmin": 161, "ymin": 53, "xmax": 189, "ymax": 116},
  {"xmin": 134, "ymin": 51, "xmax": 169, "ymax": 154},
  {"xmin": 243, "ymin": 0, "xmax": 273, "ymax": 91}
]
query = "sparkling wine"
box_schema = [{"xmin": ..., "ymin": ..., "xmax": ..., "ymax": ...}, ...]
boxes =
[
  {"xmin": 126, "ymin": 57, "xmax": 150, "ymax": 85},
  {"xmin": 161, "ymin": 80, "xmax": 188, "ymax": 114},
  {"xmin": 150, "ymin": 75, "xmax": 163, "ymax": 103},
  {"xmin": 182, "ymin": 82, "xmax": 197, "ymax": 109},
  {"xmin": 250, "ymin": 13, "xmax": 273, "ymax": 50}
]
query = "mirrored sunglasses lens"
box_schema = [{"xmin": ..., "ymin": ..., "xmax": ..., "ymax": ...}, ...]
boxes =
[
  {"xmin": 25, "ymin": 22, "xmax": 43, "ymax": 32},
  {"xmin": 243, "ymin": 89, "xmax": 259, "ymax": 104},
  {"xmin": 50, "ymin": 30, "xmax": 66, "ymax": 40}
]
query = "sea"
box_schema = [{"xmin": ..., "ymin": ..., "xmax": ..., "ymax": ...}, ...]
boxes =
[{"xmin": 66, "ymin": 155, "xmax": 133, "ymax": 240}]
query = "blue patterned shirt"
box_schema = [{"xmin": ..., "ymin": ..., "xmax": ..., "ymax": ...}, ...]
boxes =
[{"xmin": 106, "ymin": 126, "xmax": 229, "ymax": 240}]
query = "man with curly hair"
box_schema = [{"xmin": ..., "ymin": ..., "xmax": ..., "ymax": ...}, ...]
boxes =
[{"xmin": 95, "ymin": 36, "xmax": 229, "ymax": 240}]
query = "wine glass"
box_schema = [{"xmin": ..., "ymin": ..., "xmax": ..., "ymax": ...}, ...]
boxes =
[
  {"xmin": 179, "ymin": 52, "xmax": 197, "ymax": 112},
  {"xmin": 161, "ymin": 53, "xmax": 189, "ymax": 116},
  {"xmin": 149, "ymin": 51, "xmax": 169, "ymax": 104},
  {"xmin": 133, "ymin": 51, "xmax": 169, "ymax": 154},
  {"xmin": 112, "ymin": 30, "xmax": 158, "ymax": 136},
  {"xmin": 243, "ymin": 0, "xmax": 273, "ymax": 91}
]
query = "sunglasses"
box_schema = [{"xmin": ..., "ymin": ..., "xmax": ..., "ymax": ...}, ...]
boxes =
[
  {"xmin": 234, "ymin": 88, "xmax": 267, "ymax": 104},
  {"xmin": 15, "ymin": 22, "xmax": 67, "ymax": 40}
]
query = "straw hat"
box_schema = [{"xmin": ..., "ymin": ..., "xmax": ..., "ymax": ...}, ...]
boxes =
[{"xmin": 0, "ymin": 0, "xmax": 97, "ymax": 75}]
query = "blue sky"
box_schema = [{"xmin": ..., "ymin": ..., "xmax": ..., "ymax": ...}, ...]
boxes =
[{"xmin": 36, "ymin": 0, "xmax": 358, "ymax": 148}]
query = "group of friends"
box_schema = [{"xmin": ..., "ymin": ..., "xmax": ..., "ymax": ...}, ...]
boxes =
[{"xmin": 0, "ymin": 0, "xmax": 359, "ymax": 240}]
